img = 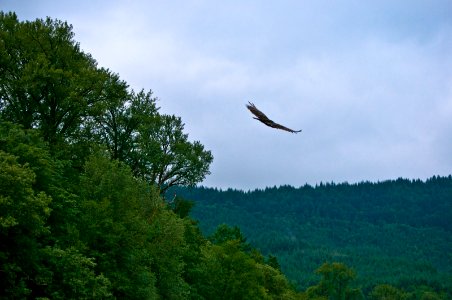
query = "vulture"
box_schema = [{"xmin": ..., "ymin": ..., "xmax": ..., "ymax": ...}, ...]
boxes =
[{"xmin": 246, "ymin": 102, "xmax": 302, "ymax": 133}]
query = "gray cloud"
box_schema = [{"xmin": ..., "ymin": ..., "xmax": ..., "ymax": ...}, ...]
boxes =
[{"xmin": 2, "ymin": 0, "xmax": 451, "ymax": 189}]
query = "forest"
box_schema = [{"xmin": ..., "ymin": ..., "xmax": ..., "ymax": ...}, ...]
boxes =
[
  {"xmin": 173, "ymin": 177, "xmax": 452, "ymax": 298},
  {"xmin": 1, "ymin": 11, "xmax": 451, "ymax": 299}
]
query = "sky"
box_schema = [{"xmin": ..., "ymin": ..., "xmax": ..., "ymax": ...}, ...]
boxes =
[{"xmin": 2, "ymin": 0, "xmax": 452, "ymax": 190}]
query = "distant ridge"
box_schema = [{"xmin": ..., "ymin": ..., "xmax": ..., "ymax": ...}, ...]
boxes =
[{"xmin": 171, "ymin": 175, "xmax": 452, "ymax": 291}]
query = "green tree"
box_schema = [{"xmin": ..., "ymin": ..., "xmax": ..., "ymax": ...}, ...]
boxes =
[
  {"xmin": 410, "ymin": 287, "xmax": 448, "ymax": 300},
  {"xmin": 88, "ymin": 87, "xmax": 158, "ymax": 162},
  {"xmin": 85, "ymin": 79, "xmax": 212, "ymax": 194},
  {"xmin": 78, "ymin": 154, "xmax": 159, "ymax": 299},
  {"xmin": 196, "ymin": 240, "xmax": 267, "ymax": 300},
  {"xmin": 266, "ymin": 254, "xmax": 282, "ymax": 272},
  {"xmin": 39, "ymin": 246, "xmax": 112, "ymax": 299},
  {"xmin": 178, "ymin": 216, "xmax": 206, "ymax": 299},
  {"xmin": 209, "ymin": 223, "xmax": 251, "ymax": 252},
  {"xmin": 258, "ymin": 263, "xmax": 301, "ymax": 300},
  {"xmin": 0, "ymin": 12, "xmax": 213, "ymax": 194},
  {"xmin": 305, "ymin": 262, "xmax": 363, "ymax": 300},
  {"xmin": 0, "ymin": 121, "xmax": 81, "ymax": 253},
  {"xmin": 0, "ymin": 12, "xmax": 108, "ymax": 150},
  {"xmin": 0, "ymin": 150, "xmax": 51, "ymax": 298},
  {"xmin": 0, "ymin": 123, "xmax": 111, "ymax": 299},
  {"xmin": 419, "ymin": 291, "xmax": 445, "ymax": 300},
  {"xmin": 135, "ymin": 113, "xmax": 213, "ymax": 193},
  {"xmin": 194, "ymin": 225, "xmax": 300, "ymax": 300},
  {"xmin": 147, "ymin": 209, "xmax": 190, "ymax": 299},
  {"xmin": 172, "ymin": 195, "xmax": 196, "ymax": 219},
  {"xmin": 369, "ymin": 284, "xmax": 409, "ymax": 300}
]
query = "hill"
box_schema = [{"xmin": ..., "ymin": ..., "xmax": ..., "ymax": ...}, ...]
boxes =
[{"xmin": 173, "ymin": 176, "xmax": 452, "ymax": 293}]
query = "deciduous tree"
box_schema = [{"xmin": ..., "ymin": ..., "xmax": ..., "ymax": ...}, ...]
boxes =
[
  {"xmin": 135, "ymin": 113, "xmax": 213, "ymax": 193},
  {"xmin": 0, "ymin": 12, "xmax": 107, "ymax": 150},
  {"xmin": 305, "ymin": 262, "xmax": 363, "ymax": 300}
]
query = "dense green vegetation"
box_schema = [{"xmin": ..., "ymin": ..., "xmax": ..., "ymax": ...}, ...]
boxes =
[
  {"xmin": 1, "ymin": 11, "xmax": 450, "ymax": 299},
  {"xmin": 173, "ymin": 177, "xmax": 452, "ymax": 298}
]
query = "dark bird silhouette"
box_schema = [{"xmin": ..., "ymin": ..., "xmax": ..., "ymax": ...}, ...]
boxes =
[{"xmin": 246, "ymin": 102, "xmax": 302, "ymax": 133}]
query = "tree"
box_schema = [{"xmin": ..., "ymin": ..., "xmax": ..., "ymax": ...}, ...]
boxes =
[
  {"xmin": 258, "ymin": 262, "xmax": 301, "ymax": 300},
  {"xmin": 209, "ymin": 223, "xmax": 251, "ymax": 252},
  {"xmin": 305, "ymin": 262, "xmax": 363, "ymax": 300},
  {"xmin": 40, "ymin": 246, "xmax": 112, "ymax": 299},
  {"xmin": 146, "ymin": 209, "xmax": 190, "ymax": 299},
  {"xmin": 0, "ymin": 122, "xmax": 111, "ymax": 299},
  {"xmin": 78, "ymin": 154, "xmax": 159, "ymax": 299},
  {"xmin": 266, "ymin": 254, "xmax": 282, "ymax": 272},
  {"xmin": 135, "ymin": 113, "xmax": 213, "ymax": 193},
  {"xmin": 196, "ymin": 240, "xmax": 267, "ymax": 300},
  {"xmin": 369, "ymin": 284, "xmax": 409, "ymax": 300},
  {"xmin": 1, "ymin": 12, "xmax": 213, "ymax": 194},
  {"xmin": 0, "ymin": 12, "xmax": 109, "ymax": 151},
  {"xmin": 88, "ymin": 86, "xmax": 158, "ymax": 162},
  {"xmin": 172, "ymin": 195, "xmax": 195, "ymax": 218},
  {"xmin": 85, "ymin": 79, "xmax": 212, "ymax": 194},
  {"xmin": 0, "ymin": 150, "xmax": 52, "ymax": 298}
]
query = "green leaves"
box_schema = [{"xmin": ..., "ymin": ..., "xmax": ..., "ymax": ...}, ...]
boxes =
[
  {"xmin": 311, "ymin": 262, "xmax": 362, "ymax": 300},
  {"xmin": 195, "ymin": 240, "xmax": 264, "ymax": 300},
  {"xmin": 1, "ymin": 11, "xmax": 213, "ymax": 195},
  {"xmin": 0, "ymin": 144, "xmax": 50, "ymax": 298},
  {"xmin": 0, "ymin": 12, "xmax": 102, "ymax": 148},
  {"xmin": 369, "ymin": 284, "xmax": 409, "ymax": 300},
  {"xmin": 178, "ymin": 180, "xmax": 452, "ymax": 294},
  {"xmin": 78, "ymin": 154, "xmax": 159, "ymax": 299},
  {"xmin": 40, "ymin": 246, "xmax": 112, "ymax": 299},
  {"xmin": 0, "ymin": 150, "xmax": 51, "ymax": 233},
  {"xmin": 209, "ymin": 223, "xmax": 251, "ymax": 252},
  {"xmin": 133, "ymin": 112, "xmax": 213, "ymax": 193}
]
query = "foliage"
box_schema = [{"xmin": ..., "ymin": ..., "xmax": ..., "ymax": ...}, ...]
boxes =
[
  {"xmin": 304, "ymin": 262, "xmax": 363, "ymax": 300},
  {"xmin": 0, "ymin": 122, "xmax": 112, "ymax": 299},
  {"xmin": 0, "ymin": 120, "xmax": 300, "ymax": 299},
  {"xmin": 195, "ymin": 230, "xmax": 300, "ymax": 300},
  {"xmin": 39, "ymin": 246, "xmax": 112, "ymax": 299},
  {"xmin": 173, "ymin": 178, "xmax": 452, "ymax": 297},
  {"xmin": 0, "ymin": 12, "xmax": 106, "ymax": 149},
  {"xmin": 87, "ymin": 87, "xmax": 157, "ymax": 163},
  {"xmin": 135, "ymin": 113, "xmax": 213, "ymax": 193},
  {"xmin": 0, "ymin": 150, "xmax": 51, "ymax": 298},
  {"xmin": 77, "ymin": 154, "xmax": 159, "ymax": 299},
  {"xmin": 208, "ymin": 223, "xmax": 251, "ymax": 252},
  {"xmin": 369, "ymin": 284, "xmax": 409, "ymax": 300},
  {"xmin": 0, "ymin": 11, "xmax": 212, "ymax": 192}
]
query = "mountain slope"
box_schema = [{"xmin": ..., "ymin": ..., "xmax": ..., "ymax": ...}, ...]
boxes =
[{"xmin": 173, "ymin": 176, "xmax": 452, "ymax": 292}]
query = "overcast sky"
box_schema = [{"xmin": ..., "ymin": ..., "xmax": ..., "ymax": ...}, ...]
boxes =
[{"xmin": 2, "ymin": 0, "xmax": 452, "ymax": 190}]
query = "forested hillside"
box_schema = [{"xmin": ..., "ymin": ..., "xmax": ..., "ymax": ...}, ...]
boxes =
[{"xmin": 173, "ymin": 177, "xmax": 452, "ymax": 296}]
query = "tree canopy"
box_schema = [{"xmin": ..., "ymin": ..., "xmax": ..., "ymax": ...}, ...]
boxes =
[
  {"xmin": 0, "ymin": 11, "xmax": 212, "ymax": 193},
  {"xmin": 173, "ymin": 178, "xmax": 452, "ymax": 298}
]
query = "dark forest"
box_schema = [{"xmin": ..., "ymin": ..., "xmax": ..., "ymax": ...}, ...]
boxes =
[{"xmin": 173, "ymin": 177, "xmax": 452, "ymax": 297}]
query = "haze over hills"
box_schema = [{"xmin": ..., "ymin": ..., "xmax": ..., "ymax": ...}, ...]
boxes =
[{"xmin": 172, "ymin": 175, "xmax": 452, "ymax": 292}]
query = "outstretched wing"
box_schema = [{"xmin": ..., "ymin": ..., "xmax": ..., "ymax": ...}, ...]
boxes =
[
  {"xmin": 267, "ymin": 121, "xmax": 302, "ymax": 133},
  {"xmin": 246, "ymin": 102, "xmax": 272, "ymax": 122},
  {"xmin": 246, "ymin": 102, "xmax": 302, "ymax": 133}
]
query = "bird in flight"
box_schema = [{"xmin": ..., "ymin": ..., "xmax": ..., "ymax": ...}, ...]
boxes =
[{"xmin": 246, "ymin": 102, "xmax": 302, "ymax": 133}]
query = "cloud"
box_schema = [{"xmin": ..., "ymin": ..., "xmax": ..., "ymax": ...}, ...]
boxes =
[{"xmin": 2, "ymin": 0, "xmax": 452, "ymax": 189}]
